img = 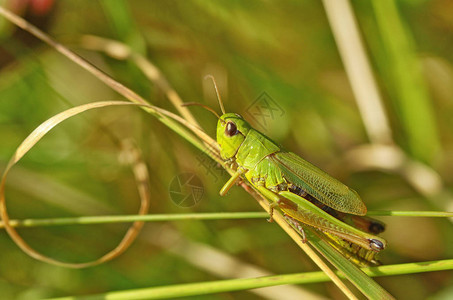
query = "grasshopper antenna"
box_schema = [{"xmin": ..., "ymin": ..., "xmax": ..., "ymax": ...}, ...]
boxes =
[
  {"xmin": 182, "ymin": 102, "xmax": 221, "ymax": 119},
  {"xmin": 204, "ymin": 74, "xmax": 226, "ymax": 115}
]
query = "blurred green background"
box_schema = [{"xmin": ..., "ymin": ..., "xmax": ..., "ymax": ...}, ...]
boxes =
[{"xmin": 0, "ymin": 0, "xmax": 452, "ymax": 299}]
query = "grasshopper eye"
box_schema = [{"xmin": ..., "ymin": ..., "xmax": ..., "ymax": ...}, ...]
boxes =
[{"xmin": 225, "ymin": 122, "xmax": 238, "ymax": 137}]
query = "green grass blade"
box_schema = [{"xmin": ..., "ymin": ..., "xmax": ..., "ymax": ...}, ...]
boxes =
[
  {"xmin": 372, "ymin": 0, "xmax": 440, "ymax": 164},
  {"xmin": 305, "ymin": 229, "xmax": 394, "ymax": 299},
  {"xmin": 45, "ymin": 259, "xmax": 453, "ymax": 300},
  {"xmin": 100, "ymin": 0, "xmax": 145, "ymax": 53}
]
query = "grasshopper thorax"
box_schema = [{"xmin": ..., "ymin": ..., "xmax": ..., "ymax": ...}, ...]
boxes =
[{"xmin": 216, "ymin": 113, "xmax": 252, "ymax": 160}]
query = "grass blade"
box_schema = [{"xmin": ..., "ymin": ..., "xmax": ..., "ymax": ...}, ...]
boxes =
[
  {"xmin": 305, "ymin": 229, "xmax": 394, "ymax": 299},
  {"xmin": 372, "ymin": 0, "xmax": 440, "ymax": 164},
  {"xmin": 45, "ymin": 259, "xmax": 453, "ymax": 300}
]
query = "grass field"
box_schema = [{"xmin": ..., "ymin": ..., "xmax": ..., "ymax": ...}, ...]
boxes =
[{"xmin": 0, "ymin": 1, "xmax": 452, "ymax": 299}]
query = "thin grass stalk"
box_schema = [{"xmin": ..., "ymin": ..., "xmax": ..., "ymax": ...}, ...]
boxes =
[{"xmin": 1, "ymin": 210, "xmax": 451, "ymax": 229}]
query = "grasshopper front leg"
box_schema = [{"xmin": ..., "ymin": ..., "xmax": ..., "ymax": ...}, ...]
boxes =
[
  {"xmin": 219, "ymin": 168, "xmax": 246, "ymax": 196},
  {"xmin": 267, "ymin": 202, "xmax": 279, "ymax": 223}
]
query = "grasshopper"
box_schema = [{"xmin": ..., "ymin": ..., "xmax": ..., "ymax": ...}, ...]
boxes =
[{"xmin": 192, "ymin": 78, "xmax": 387, "ymax": 266}]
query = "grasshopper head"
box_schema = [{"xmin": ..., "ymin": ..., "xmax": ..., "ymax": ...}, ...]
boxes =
[{"xmin": 217, "ymin": 113, "xmax": 251, "ymax": 160}]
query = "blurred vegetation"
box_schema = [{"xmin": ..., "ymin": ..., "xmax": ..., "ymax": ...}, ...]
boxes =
[{"xmin": 0, "ymin": 0, "xmax": 452, "ymax": 299}]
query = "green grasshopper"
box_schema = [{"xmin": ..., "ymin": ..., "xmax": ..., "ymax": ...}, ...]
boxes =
[{"xmin": 191, "ymin": 80, "xmax": 387, "ymax": 266}]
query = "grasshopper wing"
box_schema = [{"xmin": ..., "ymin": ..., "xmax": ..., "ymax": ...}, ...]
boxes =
[{"xmin": 272, "ymin": 151, "xmax": 367, "ymax": 215}]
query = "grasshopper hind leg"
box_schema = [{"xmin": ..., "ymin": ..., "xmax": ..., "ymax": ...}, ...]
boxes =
[
  {"xmin": 289, "ymin": 183, "xmax": 386, "ymax": 236},
  {"xmin": 284, "ymin": 215, "xmax": 307, "ymax": 243}
]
